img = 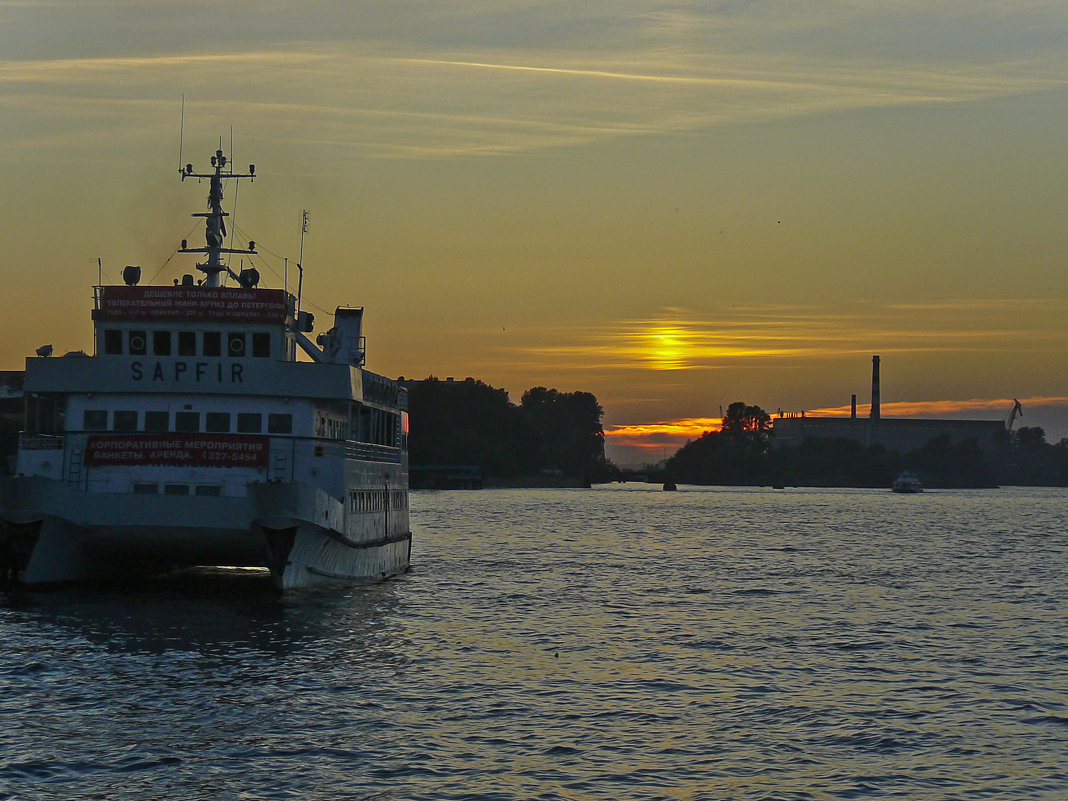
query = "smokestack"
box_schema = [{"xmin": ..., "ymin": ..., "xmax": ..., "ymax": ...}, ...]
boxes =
[
  {"xmin": 870, "ymin": 355, "xmax": 881, "ymax": 421},
  {"xmin": 851, "ymin": 394, "xmax": 857, "ymax": 419}
]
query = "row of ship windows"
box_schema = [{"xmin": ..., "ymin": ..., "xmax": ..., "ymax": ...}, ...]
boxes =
[
  {"xmin": 83, "ymin": 409, "xmax": 293, "ymax": 435},
  {"xmin": 133, "ymin": 483, "xmax": 222, "ymax": 496},
  {"xmin": 349, "ymin": 489, "xmax": 408, "ymax": 513},
  {"xmin": 103, "ymin": 329, "xmax": 272, "ymax": 358}
]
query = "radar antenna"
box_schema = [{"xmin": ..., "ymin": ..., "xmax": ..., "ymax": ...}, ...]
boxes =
[{"xmin": 178, "ymin": 148, "xmax": 257, "ymax": 288}]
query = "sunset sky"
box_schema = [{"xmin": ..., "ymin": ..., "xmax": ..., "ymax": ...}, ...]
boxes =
[{"xmin": 4, "ymin": 1, "xmax": 1068, "ymax": 463}]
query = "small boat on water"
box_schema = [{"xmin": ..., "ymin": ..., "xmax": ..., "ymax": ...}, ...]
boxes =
[
  {"xmin": 0, "ymin": 143, "xmax": 411, "ymax": 590},
  {"xmin": 892, "ymin": 471, "xmax": 923, "ymax": 493}
]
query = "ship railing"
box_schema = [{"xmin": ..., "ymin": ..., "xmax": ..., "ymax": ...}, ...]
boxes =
[
  {"xmin": 345, "ymin": 441, "xmax": 401, "ymax": 463},
  {"xmin": 19, "ymin": 433, "xmax": 65, "ymax": 450},
  {"xmin": 269, "ymin": 437, "xmax": 400, "ymax": 473}
]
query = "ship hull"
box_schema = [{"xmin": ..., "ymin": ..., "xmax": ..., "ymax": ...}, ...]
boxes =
[{"xmin": 0, "ymin": 476, "xmax": 410, "ymax": 590}]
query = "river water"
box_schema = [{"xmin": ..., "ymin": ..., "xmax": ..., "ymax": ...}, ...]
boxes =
[{"xmin": 1, "ymin": 485, "xmax": 1066, "ymax": 800}]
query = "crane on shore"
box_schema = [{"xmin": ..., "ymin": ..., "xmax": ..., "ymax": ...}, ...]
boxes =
[{"xmin": 1006, "ymin": 398, "xmax": 1023, "ymax": 432}]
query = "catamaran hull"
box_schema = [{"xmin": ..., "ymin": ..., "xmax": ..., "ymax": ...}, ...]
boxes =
[
  {"xmin": 0, "ymin": 476, "xmax": 410, "ymax": 590},
  {"xmin": 271, "ymin": 523, "xmax": 411, "ymax": 590}
]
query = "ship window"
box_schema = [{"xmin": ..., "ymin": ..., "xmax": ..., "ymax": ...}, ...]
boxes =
[
  {"xmin": 128, "ymin": 330, "xmax": 147, "ymax": 355},
  {"xmin": 133, "ymin": 483, "xmax": 158, "ymax": 495},
  {"xmin": 178, "ymin": 331, "xmax": 196, "ymax": 356},
  {"xmin": 237, "ymin": 413, "xmax": 262, "ymax": 433},
  {"xmin": 268, "ymin": 413, "xmax": 292, "ymax": 434},
  {"xmin": 228, "ymin": 333, "xmax": 246, "ymax": 357},
  {"xmin": 83, "ymin": 410, "xmax": 108, "ymax": 430},
  {"xmin": 114, "ymin": 410, "xmax": 138, "ymax": 431},
  {"xmin": 175, "ymin": 411, "xmax": 200, "ymax": 433},
  {"xmin": 195, "ymin": 485, "xmax": 221, "ymax": 497},
  {"xmin": 103, "ymin": 329, "xmax": 123, "ymax": 354},
  {"xmin": 358, "ymin": 406, "xmax": 372, "ymax": 443},
  {"xmin": 144, "ymin": 411, "xmax": 169, "ymax": 432},
  {"xmin": 252, "ymin": 332, "xmax": 271, "ymax": 358},
  {"xmin": 203, "ymin": 331, "xmax": 222, "ymax": 357},
  {"xmin": 164, "ymin": 484, "xmax": 190, "ymax": 496},
  {"xmin": 153, "ymin": 330, "xmax": 172, "ymax": 356},
  {"xmin": 205, "ymin": 412, "xmax": 230, "ymax": 433}
]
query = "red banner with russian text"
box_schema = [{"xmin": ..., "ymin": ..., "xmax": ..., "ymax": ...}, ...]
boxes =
[
  {"xmin": 85, "ymin": 434, "xmax": 270, "ymax": 468},
  {"xmin": 96, "ymin": 286, "xmax": 288, "ymax": 323}
]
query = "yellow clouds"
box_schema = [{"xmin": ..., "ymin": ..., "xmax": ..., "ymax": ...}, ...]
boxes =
[{"xmin": 505, "ymin": 299, "xmax": 1068, "ymax": 375}]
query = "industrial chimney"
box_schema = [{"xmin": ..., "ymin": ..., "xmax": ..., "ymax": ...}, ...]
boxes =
[
  {"xmin": 870, "ymin": 355, "xmax": 881, "ymax": 421},
  {"xmin": 851, "ymin": 394, "xmax": 857, "ymax": 419}
]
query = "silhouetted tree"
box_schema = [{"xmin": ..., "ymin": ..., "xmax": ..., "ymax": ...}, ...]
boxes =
[
  {"xmin": 665, "ymin": 402, "xmax": 1006, "ymax": 488},
  {"xmin": 1014, "ymin": 426, "xmax": 1047, "ymax": 450},
  {"xmin": 666, "ymin": 401, "xmax": 773, "ymax": 484},
  {"xmin": 406, "ymin": 377, "xmax": 521, "ymax": 476},
  {"xmin": 405, "ymin": 377, "xmax": 609, "ymax": 483},
  {"xmin": 720, "ymin": 402, "xmax": 772, "ymax": 440},
  {"xmin": 519, "ymin": 387, "xmax": 606, "ymax": 476}
]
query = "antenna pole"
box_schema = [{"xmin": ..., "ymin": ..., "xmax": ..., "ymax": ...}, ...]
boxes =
[
  {"xmin": 297, "ymin": 210, "xmax": 308, "ymax": 314},
  {"xmin": 178, "ymin": 94, "xmax": 185, "ymax": 176},
  {"xmin": 178, "ymin": 148, "xmax": 256, "ymax": 286}
]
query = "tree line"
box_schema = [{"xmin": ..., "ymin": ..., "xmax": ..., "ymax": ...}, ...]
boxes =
[
  {"xmin": 665, "ymin": 401, "xmax": 1068, "ymax": 488},
  {"xmin": 404, "ymin": 377, "xmax": 610, "ymax": 484}
]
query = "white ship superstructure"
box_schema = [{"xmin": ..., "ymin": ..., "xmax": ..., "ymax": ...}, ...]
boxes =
[{"xmin": 0, "ymin": 149, "xmax": 411, "ymax": 589}]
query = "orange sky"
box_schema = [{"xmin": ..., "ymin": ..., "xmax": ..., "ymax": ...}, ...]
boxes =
[
  {"xmin": 605, "ymin": 397, "xmax": 1068, "ymax": 462},
  {"xmin": 3, "ymin": 2, "xmax": 1068, "ymax": 465}
]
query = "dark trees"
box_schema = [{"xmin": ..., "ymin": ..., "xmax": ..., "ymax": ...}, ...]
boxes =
[
  {"xmin": 519, "ymin": 387, "xmax": 605, "ymax": 474},
  {"xmin": 666, "ymin": 400, "xmax": 1014, "ymax": 488},
  {"xmin": 720, "ymin": 402, "xmax": 772, "ymax": 440},
  {"xmin": 666, "ymin": 402, "xmax": 773, "ymax": 485},
  {"xmin": 405, "ymin": 377, "xmax": 609, "ymax": 482}
]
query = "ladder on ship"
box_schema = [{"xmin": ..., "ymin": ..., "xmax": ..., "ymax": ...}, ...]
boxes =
[
  {"xmin": 67, "ymin": 448, "xmax": 84, "ymax": 488},
  {"xmin": 270, "ymin": 448, "xmax": 292, "ymax": 482}
]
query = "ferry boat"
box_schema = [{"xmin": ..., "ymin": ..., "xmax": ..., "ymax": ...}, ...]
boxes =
[
  {"xmin": 892, "ymin": 470, "xmax": 923, "ymax": 493},
  {"xmin": 0, "ymin": 149, "xmax": 411, "ymax": 589}
]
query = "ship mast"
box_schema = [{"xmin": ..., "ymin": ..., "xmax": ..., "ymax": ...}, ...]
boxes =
[{"xmin": 179, "ymin": 149, "xmax": 257, "ymax": 288}]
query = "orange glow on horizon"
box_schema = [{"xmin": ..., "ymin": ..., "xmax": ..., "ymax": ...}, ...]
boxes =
[
  {"xmin": 606, "ymin": 417, "xmax": 722, "ymax": 450},
  {"xmin": 803, "ymin": 396, "xmax": 1068, "ymax": 418},
  {"xmin": 606, "ymin": 396, "xmax": 1068, "ymax": 453}
]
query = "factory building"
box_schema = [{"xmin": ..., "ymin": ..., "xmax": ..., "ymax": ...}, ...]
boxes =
[{"xmin": 772, "ymin": 356, "xmax": 1006, "ymax": 452}]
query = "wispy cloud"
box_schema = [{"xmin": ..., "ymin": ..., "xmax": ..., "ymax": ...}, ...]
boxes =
[
  {"xmin": 0, "ymin": 52, "xmax": 322, "ymax": 83},
  {"xmin": 502, "ymin": 300, "xmax": 1068, "ymax": 373},
  {"xmin": 4, "ymin": 2, "xmax": 1068, "ymax": 161}
]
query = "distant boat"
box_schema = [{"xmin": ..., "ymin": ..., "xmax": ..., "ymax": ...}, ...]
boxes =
[{"xmin": 892, "ymin": 471, "xmax": 923, "ymax": 493}]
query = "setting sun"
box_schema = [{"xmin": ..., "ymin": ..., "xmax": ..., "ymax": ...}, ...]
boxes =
[{"xmin": 645, "ymin": 326, "xmax": 692, "ymax": 370}]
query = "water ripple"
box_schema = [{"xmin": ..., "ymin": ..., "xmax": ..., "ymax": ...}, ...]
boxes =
[{"xmin": 1, "ymin": 485, "xmax": 1067, "ymax": 799}]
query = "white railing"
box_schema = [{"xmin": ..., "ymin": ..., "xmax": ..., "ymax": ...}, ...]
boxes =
[{"xmin": 19, "ymin": 433, "xmax": 64, "ymax": 450}]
